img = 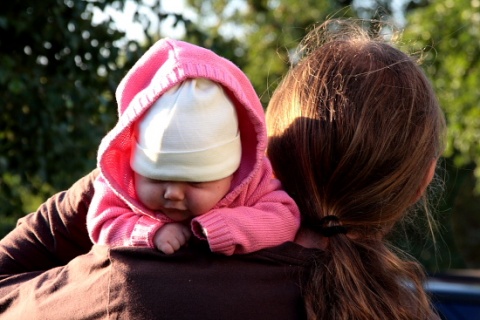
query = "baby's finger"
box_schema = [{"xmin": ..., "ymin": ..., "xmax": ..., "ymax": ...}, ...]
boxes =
[
  {"xmin": 158, "ymin": 243, "xmax": 175, "ymax": 255},
  {"xmin": 179, "ymin": 227, "xmax": 192, "ymax": 242}
]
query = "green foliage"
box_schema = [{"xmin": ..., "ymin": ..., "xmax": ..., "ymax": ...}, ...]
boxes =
[
  {"xmin": 399, "ymin": 0, "xmax": 480, "ymax": 269},
  {"xmin": 402, "ymin": 0, "xmax": 480, "ymax": 188},
  {"xmin": 0, "ymin": 0, "xmax": 179, "ymax": 232},
  {"xmin": 0, "ymin": 1, "xmax": 119, "ymax": 226}
]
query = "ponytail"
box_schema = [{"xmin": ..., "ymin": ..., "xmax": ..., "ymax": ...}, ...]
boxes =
[{"xmin": 304, "ymin": 234, "xmax": 433, "ymax": 319}]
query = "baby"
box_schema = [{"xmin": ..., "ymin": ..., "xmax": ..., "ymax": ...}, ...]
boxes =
[{"xmin": 87, "ymin": 39, "xmax": 300, "ymax": 255}]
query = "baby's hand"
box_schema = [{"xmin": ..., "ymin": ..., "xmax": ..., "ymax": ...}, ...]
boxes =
[{"xmin": 154, "ymin": 223, "xmax": 192, "ymax": 254}]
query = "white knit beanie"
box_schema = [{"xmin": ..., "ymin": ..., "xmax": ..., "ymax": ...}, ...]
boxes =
[{"xmin": 131, "ymin": 78, "xmax": 241, "ymax": 182}]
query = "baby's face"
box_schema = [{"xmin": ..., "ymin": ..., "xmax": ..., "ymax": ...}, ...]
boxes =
[{"xmin": 134, "ymin": 173, "xmax": 233, "ymax": 222}]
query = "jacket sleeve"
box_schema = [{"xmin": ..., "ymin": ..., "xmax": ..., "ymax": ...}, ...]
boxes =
[
  {"xmin": 0, "ymin": 245, "xmax": 113, "ymax": 319},
  {"xmin": 0, "ymin": 169, "xmax": 98, "ymax": 277},
  {"xmin": 87, "ymin": 174, "xmax": 165, "ymax": 248},
  {"xmin": 191, "ymin": 157, "xmax": 301, "ymax": 255}
]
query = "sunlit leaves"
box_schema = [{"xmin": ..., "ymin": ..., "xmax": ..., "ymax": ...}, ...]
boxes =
[{"xmin": 404, "ymin": 0, "xmax": 480, "ymax": 190}]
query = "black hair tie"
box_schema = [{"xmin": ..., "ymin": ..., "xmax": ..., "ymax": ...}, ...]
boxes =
[{"xmin": 315, "ymin": 215, "xmax": 347, "ymax": 237}]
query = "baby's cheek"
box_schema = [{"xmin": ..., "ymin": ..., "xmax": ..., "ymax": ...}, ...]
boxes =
[
  {"xmin": 137, "ymin": 186, "xmax": 161, "ymax": 208},
  {"xmin": 195, "ymin": 195, "xmax": 220, "ymax": 215},
  {"xmin": 186, "ymin": 199, "xmax": 208, "ymax": 217}
]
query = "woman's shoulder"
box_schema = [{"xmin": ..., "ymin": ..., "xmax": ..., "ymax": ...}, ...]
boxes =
[
  {"xmin": 106, "ymin": 242, "xmax": 317, "ymax": 319},
  {"xmin": 0, "ymin": 243, "xmax": 318, "ymax": 320}
]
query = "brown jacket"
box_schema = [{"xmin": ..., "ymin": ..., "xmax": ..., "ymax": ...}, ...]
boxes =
[{"xmin": 0, "ymin": 170, "xmax": 317, "ymax": 319}]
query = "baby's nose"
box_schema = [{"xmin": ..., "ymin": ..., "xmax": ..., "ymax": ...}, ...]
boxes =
[{"xmin": 163, "ymin": 183, "xmax": 185, "ymax": 201}]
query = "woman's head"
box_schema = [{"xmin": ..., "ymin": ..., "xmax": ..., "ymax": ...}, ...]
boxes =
[
  {"xmin": 266, "ymin": 19, "xmax": 445, "ymax": 319},
  {"xmin": 267, "ymin": 19, "xmax": 445, "ymax": 238}
]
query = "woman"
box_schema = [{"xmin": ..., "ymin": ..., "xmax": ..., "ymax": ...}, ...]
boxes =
[
  {"xmin": 266, "ymin": 19, "xmax": 445, "ymax": 319},
  {"xmin": 0, "ymin": 19, "xmax": 444, "ymax": 319}
]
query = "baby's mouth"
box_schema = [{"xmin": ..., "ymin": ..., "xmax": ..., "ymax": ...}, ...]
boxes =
[{"xmin": 161, "ymin": 208, "xmax": 189, "ymax": 222}]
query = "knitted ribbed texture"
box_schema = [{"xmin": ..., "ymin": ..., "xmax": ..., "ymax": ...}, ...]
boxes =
[{"xmin": 86, "ymin": 39, "xmax": 300, "ymax": 255}]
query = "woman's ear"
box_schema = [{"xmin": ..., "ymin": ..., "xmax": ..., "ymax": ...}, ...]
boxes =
[{"xmin": 413, "ymin": 159, "xmax": 437, "ymax": 203}]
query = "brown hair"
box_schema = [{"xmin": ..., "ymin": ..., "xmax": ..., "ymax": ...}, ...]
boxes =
[{"xmin": 266, "ymin": 19, "xmax": 445, "ymax": 320}]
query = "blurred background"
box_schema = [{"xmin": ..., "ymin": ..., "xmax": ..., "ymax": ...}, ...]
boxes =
[{"xmin": 1, "ymin": 0, "xmax": 479, "ymax": 273}]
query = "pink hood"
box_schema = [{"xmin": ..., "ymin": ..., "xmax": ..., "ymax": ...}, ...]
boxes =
[{"xmin": 97, "ymin": 39, "xmax": 268, "ymax": 213}]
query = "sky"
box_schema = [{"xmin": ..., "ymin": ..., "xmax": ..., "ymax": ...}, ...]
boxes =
[{"xmin": 92, "ymin": 0, "xmax": 190, "ymax": 41}]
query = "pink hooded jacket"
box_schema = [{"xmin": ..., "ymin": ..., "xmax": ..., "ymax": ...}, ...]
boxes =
[{"xmin": 86, "ymin": 39, "xmax": 300, "ymax": 255}]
